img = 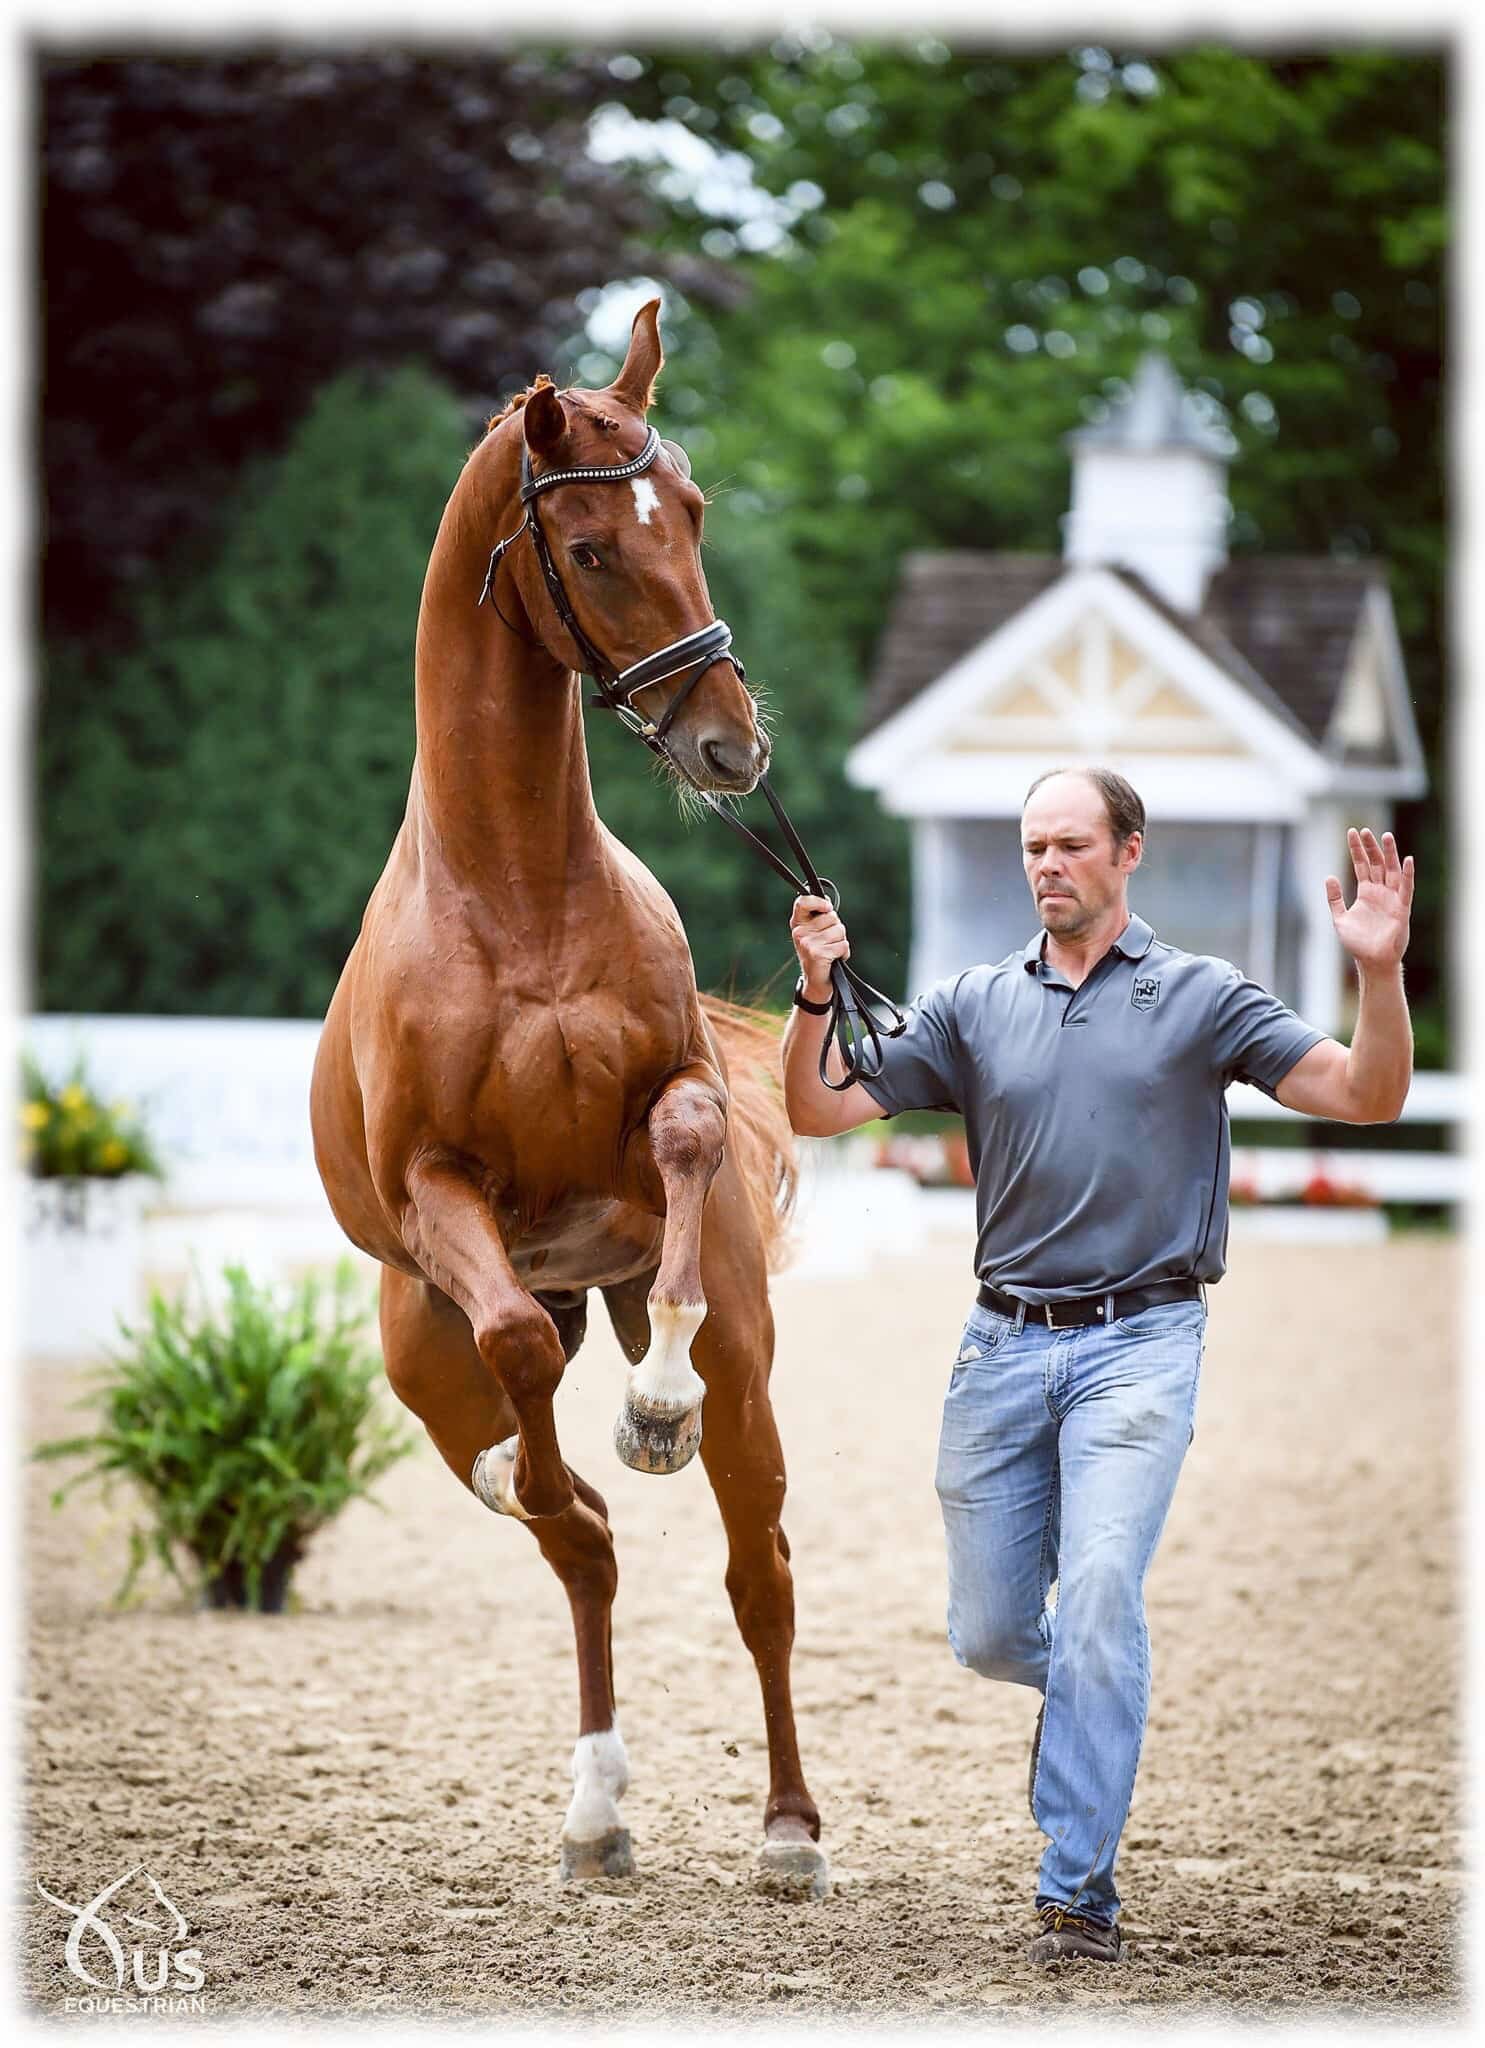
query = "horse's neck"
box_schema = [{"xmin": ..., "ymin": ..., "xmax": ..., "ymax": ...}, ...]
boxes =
[{"xmin": 410, "ymin": 485, "xmax": 604, "ymax": 894}]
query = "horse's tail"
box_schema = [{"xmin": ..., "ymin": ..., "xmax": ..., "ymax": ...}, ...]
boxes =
[{"xmin": 701, "ymin": 993, "xmax": 798, "ymax": 1275}]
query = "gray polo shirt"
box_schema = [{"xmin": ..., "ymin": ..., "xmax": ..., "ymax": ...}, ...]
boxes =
[{"xmin": 857, "ymin": 911, "xmax": 1326, "ymax": 1303}]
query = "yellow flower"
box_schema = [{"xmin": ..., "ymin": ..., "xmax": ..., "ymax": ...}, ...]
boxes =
[
  {"xmin": 99, "ymin": 1139, "xmax": 129, "ymax": 1170},
  {"xmin": 59, "ymin": 1084, "xmax": 90, "ymax": 1113},
  {"xmin": 20, "ymin": 1101, "xmax": 50, "ymax": 1131},
  {"xmin": 110, "ymin": 1099, "xmax": 134, "ymax": 1121}
]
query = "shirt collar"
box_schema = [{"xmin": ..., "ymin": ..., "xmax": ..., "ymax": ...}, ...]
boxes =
[
  {"xmin": 1022, "ymin": 911, "xmax": 1156, "ymax": 973},
  {"xmin": 1112, "ymin": 912, "xmax": 1155, "ymax": 960}
]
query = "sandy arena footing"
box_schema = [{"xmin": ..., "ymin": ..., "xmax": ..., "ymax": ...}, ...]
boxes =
[{"xmin": 19, "ymin": 1234, "xmax": 1462, "ymax": 2022}]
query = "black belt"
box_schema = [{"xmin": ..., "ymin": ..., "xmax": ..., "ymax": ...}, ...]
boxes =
[{"xmin": 977, "ymin": 1278, "xmax": 1202, "ymax": 1330}]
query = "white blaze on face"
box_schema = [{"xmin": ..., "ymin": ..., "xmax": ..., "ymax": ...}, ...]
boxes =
[{"xmin": 630, "ymin": 477, "xmax": 661, "ymax": 526}]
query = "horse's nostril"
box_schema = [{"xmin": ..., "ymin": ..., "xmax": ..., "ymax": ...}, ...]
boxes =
[{"xmin": 700, "ymin": 728, "xmax": 769, "ymax": 786}]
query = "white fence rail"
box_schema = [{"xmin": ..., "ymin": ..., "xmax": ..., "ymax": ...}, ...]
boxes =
[
  {"xmin": 23, "ymin": 1018, "xmax": 1468, "ymax": 1255},
  {"xmin": 1226, "ymin": 1072, "xmax": 1462, "ymax": 1122},
  {"xmin": 1227, "ymin": 1073, "xmax": 1466, "ymax": 1204},
  {"xmin": 18, "ymin": 1016, "xmax": 941, "ymax": 1280},
  {"xmin": 26, "ymin": 1015, "xmax": 326, "ymax": 1208}
]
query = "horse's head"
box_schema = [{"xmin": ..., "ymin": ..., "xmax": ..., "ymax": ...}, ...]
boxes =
[{"xmin": 502, "ymin": 301, "xmax": 769, "ymax": 795}]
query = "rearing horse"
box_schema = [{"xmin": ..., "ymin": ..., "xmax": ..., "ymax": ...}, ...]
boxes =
[{"xmin": 310, "ymin": 302, "xmax": 825, "ymax": 1893}]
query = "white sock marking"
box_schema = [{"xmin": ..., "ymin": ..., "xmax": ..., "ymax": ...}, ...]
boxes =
[
  {"xmin": 627, "ymin": 1299, "xmax": 707, "ymax": 1415},
  {"xmin": 563, "ymin": 1726, "xmax": 630, "ymax": 1843},
  {"xmin": 630, "ymin": 477, "xmax": 660, "ymax": 526}
]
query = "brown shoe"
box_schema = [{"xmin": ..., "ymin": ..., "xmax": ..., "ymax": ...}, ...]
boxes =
[
  {"xmin": 1028, "ymin": 1700, "xmax": 1044, "ymax": 1818},
  {"xmin": 1026, "ymin": 1902, "xmax": 1122, "ymax": 1966}
]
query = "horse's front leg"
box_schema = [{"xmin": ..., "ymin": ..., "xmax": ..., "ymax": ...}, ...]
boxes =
[
  {"xmin": 614, "ymin": 1064, "xmax": 726, "ymax": 1474},
  {"xmin": 401, "ymin": 1152, "xmax": 573, "ymax": 1518}
]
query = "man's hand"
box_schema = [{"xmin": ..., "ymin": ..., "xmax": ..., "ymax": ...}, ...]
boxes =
[
  {"xmin": 1325, "ymin": 828, "xmax": 1413, "ymax": 973},
  {"xmin": 790, "ymin": 894, "xmax": 851, "ymax": 999},
  {"xmin": 1279, "ymin": 826, "xmax": 1414, "ymax": 1122},
  {"xmin": 782, "ymin": 895, "xmax": 881, "ymax": 1137}
]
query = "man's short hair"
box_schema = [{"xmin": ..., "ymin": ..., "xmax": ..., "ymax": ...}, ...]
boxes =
[{"xmin": 1023, "ymin": 766, "xmax": 1147, "ymax": 848}]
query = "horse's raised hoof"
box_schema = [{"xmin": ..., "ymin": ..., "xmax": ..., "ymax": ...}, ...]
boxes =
[
  {"xmin": 471, "ymin": 1436, "xmax": 532, "ymax": 1519},
  {"xmin": 471, "ymin": 1436, "xmax": 572, "ymax": 1519},
  {"xmin": 754, "ymin": 1827, "xmax": 830, "ymax": 1901},
  {"xmin": 613, "ymin": 1400, "xmax": 703, "ymax": 1475},
  {"xmin": 559, "ymin": 1828, "xmax": 634, "ymax": 1882}
]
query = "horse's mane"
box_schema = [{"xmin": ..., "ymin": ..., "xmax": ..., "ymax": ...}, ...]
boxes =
[
  {"xmin": 485, "ymin": 373, "xmax": 556, "ymax": 435},
  {"xmin": 484, "ymin": 375, "xmax": 622, "ymax": 439},
  {"xmin": 700, "ymin": 995, "xmax": 798, "ymax": 1275}
]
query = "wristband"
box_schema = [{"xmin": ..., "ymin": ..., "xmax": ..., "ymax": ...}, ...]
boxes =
[{"xmin": 792, "ymin": 978, "xmax": 833, "ymax": 1016}]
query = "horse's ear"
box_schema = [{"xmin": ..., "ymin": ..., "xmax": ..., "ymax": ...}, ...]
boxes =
[
  {"xmin": 523, "ymin": 381, "xmax": 568, "ymax": 461},
  {"xmin": 608, "ymin": 299, "xmax": 664, "ymax": 414}
]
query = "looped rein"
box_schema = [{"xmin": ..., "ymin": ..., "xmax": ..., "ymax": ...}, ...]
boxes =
[
  {"xmin": 693, "ymin": 780, "xmax": 908, "ymax": 1093},
  {"xmin": 477, "ymin": 425, "xmax": 907, "ymax": 1090}
]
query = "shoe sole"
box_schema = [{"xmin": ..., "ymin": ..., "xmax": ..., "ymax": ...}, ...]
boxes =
[{"xmin": 1027, "ymin": 1933, "xmax": 1123, "ymax": 1966}]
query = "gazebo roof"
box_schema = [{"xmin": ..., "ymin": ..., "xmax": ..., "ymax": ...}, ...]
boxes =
[{"xmin": 859, "ymin": 550, "xmax": 1384, "ymax": 751}]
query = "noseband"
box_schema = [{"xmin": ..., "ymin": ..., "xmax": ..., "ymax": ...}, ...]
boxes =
[{"xmin": 476, "ymin": 424, "xmax": 905, "ymax": 1089}]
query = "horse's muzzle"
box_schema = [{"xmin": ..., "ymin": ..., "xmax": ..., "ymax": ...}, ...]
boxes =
[{"xmin": 699, "ymin": 734, "xmax": 768, "ymax": 792}]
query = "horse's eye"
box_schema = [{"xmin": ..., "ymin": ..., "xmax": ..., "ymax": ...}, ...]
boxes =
[{"xmin": 570, "ymin": 544, "xmax": 603, "ymax": 571}]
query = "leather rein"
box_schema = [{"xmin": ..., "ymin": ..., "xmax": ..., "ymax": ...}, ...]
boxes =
[{"xmin": 477, "ymin": 424, "xmax": 906, "ymax": 1089}]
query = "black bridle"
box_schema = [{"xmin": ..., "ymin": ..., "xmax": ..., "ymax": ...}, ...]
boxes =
[{"xmin": 477, "ymin": 425, "xmax": 906, "ymax": 1090}]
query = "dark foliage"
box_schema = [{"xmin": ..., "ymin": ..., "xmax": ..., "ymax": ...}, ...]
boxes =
[{"xmin": 39, "ymin": 47, "xmax": 721, "ymax": 639}]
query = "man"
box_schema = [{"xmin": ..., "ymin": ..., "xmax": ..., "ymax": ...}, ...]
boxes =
[{"xmin": 781, "ymin": 766, "xmax": 1413, "ymax": 1966}]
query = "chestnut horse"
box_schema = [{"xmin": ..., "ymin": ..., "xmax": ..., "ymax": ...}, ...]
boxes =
[{"xmin": 309, "ymin": 302, "xmax": 825, "ymax": 1893}]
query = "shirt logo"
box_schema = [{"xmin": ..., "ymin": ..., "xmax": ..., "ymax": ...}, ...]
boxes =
[{"xmin": 1131, "ymin": 975, "xmax": 1161, "ymax": 1011}]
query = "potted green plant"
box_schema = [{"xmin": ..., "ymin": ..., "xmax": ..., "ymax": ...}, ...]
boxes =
[
  {"xmin": 20, "ymin": 1050, "xmax": 162, "ymax": 1359},
  {"xmin": 34, "ymin": 1262, "xmax": 415, "ymax": 1611}
]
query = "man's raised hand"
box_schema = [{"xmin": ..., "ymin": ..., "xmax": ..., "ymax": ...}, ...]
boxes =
[{"xmin": 1325, "ymin": 828, "xmax": 1413, "ymax": 973}]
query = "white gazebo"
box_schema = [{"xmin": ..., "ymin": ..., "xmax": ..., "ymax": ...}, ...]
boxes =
[{"xmin": 844, "ymin": 352, "xmax": 1427, "ymax": 1034}]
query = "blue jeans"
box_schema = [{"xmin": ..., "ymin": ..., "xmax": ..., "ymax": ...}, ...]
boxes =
[{"xmin": 934, "ymin": 1293, "xmax": 1207, "ymax": 1925}]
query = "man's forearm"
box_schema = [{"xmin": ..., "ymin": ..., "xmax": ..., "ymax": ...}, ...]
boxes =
[
  {"xmin": 781, "ymin": 1005, "xmax": 849, "ymax": 1133},
  {"xmin": 1344, "ymin": 964, "xmax": 1413, "ymax": 1121}
]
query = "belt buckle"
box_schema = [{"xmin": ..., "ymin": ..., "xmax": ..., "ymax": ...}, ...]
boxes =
[{"xmin": 1043, "ymin": 1303, "xmax": 1058, "ymax": 1330}]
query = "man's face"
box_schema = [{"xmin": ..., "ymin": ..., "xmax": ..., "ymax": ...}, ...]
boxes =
[{"xmin": 1021, "ymin": 775, "xmax": 1141, "ymax": 939}]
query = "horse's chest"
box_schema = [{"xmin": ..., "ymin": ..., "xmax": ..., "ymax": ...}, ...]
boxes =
[
  {"xmin": 453, "ymin": 1001, "xmax": 667, "ymax": 1191},
  {"xmin": 476, "ymin": 1033, "xmax": 636, "ymax": 1154}
]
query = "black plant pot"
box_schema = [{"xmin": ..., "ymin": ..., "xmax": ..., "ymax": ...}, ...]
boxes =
[{"xmin": 200, "ymin": 1546, "xmax": 300, "ymax": 1613}]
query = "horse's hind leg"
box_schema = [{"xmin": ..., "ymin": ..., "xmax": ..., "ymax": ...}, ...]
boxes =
[
  {"xmin": 614, "ymin": 1063, "xmax": 726, "ymax": 1475},
  {"xmin": 380, "ymin": 1268, "xmax": 633, "ymax": 1879},
  {"xmin": 689, "ymin": 1156, "xmax": 828, "ymax": 1897}
]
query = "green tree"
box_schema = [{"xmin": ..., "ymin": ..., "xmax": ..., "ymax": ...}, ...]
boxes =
[
  {"xmin": 36, "ymin": 44, "xmax": 1448, "ymax": 1049},
  {"xmin": 35, "ymin": 354, "xmax": 898, "ymax": 1015},
  {"xmin": 39, "ymin": 48, "xmax": 706, "ymax": 642},
  {"xmin": 37, "ymin": 367, "xmax": 471, "ymax": 1016},
  {"xmin": 606, "ymin": 41, "xmax": 1447, "ymax": 1047}
]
